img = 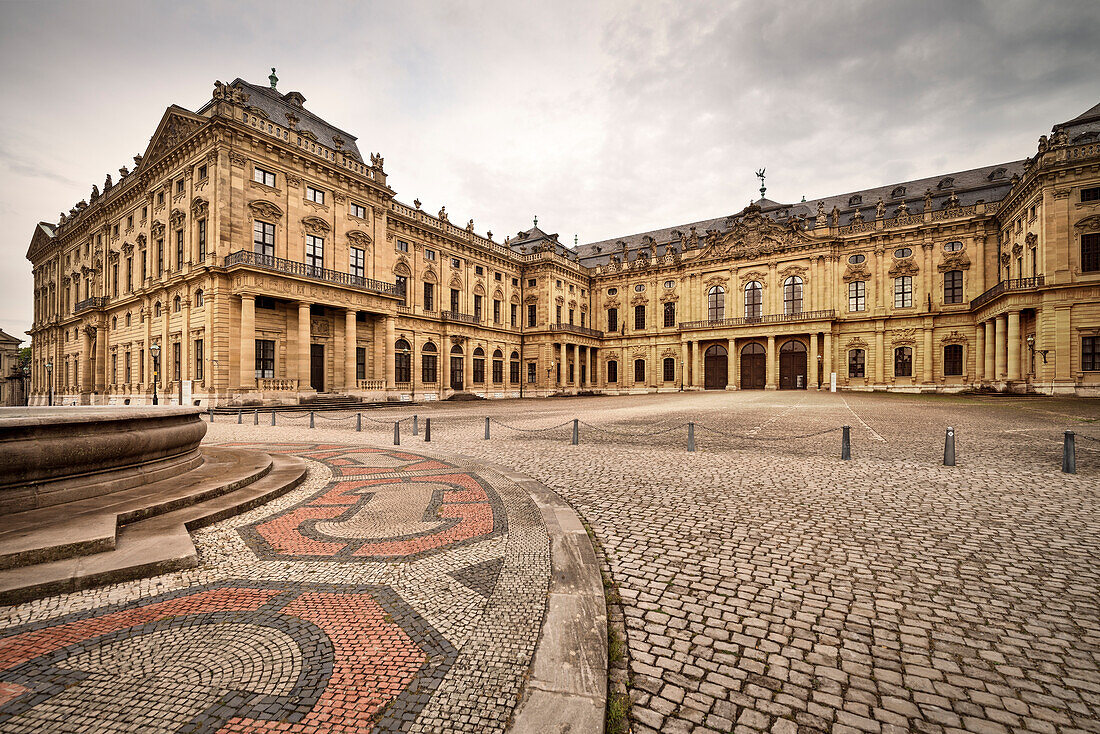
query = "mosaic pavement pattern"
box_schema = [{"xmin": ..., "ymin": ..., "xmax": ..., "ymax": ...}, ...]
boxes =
[{"xmin": 0, "ymin": 444, "xmax": 550, "ymax": 733}]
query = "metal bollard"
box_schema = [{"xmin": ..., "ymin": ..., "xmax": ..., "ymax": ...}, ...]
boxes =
[
  {"xmin": 356, "ymin": 413, "xmax": 362, "ymax": 432},
  {"xmin": 271, "ymin": 410, "xmax": 276, "ymax": 426},
  {"xmin": 1063, "ymin": 431, "xmax": 1076, "ymax": 474},
  {"xmin": 309, "ymin": 411, "xmax": 315, "ymax": 429},
  {"xmin": 841, "ymin": 425, "xmax": 851, "ymax": 460},
  {"xmin": 413, "ymin": 414, "xmax": 419, "ymax": 435},
  {"xmin": 484, "ymin": 417, "xmax": 490, "ymax": 440},
  {"xmin": 394, "ymin": 421, "xmax": 401, "ymax": 446},
  {"xmin": 687, "ymin": 422, "xmax": 695, "ymax": 452},
  {"xmin": 209, "ymin": 408, "xmax": 214, "ymax": 422},
  {"xmin": 254, "ymin": 409, "xmax": 259, "ymax": 425},
  {"xmin": 424, "ymin": 417, "xmax": 431, "ymax": 442},
  {"xmin": 572, "ymin": 418, "xmax": 579, "ymax": 446},
  {"xmin": 237, "ymin": 409, "xmax": 242, "ymax": 424},
  {"xmin": 943, "ymin": 426, "xmax": 956, "ymax": 466}
]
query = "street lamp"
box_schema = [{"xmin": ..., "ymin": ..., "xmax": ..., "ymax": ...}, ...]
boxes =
[
  {"xmin": 45, "ymin": 361, "xmax": 53, "ymax": 406},
  {"xmin": 1025, "ymin": 334, "xmax": 1049, "ymax": 365},
  {"xmin": 150, "ymin": 342, "xmax": 161, "ymax": 405}
]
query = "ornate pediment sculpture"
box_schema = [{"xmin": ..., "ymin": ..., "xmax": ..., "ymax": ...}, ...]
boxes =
[
  {"xmin": 888, "ymin": 258, "xmax": 920, "ymax": 277},
  {"xmin": 938, "ymin": 250, "xmax": 971, "ymax": 272},
  {"xmin": 704, "ymin": 203, "xmax": 813, "ymax": 261},
  {"xmin": 301, "ymin": 216, "xmax": 331, "ymax": 235},
  {"xmin": 1073, "ymin": 214, "xmax": 1100, "ymax": 233},
  {"xmin": 739, "ymin": 269, "xmax": 769, "ymax": 287},
  {"xmin": 842, "ymin": 263, "xmax": 872, "ymax": 282},
  {"xmin": 248, "ymin": 200, "xmax": 283, "ymax": 219},
  {"xmin": 191, "ymin": 197, "xmax": 208, "ymax": 218},
  {"xmin": 845, "ymin": 337, "xmax": 869, "ymax": 349},
  {"xmin": 891, "ymin": 328, "xmax": 918, "ymax": 345},
  {"xmin": 940, "ymin": 330, "xmax": 968, "ymax": 345},
  {"xmin": 347, "ymin": 230, "xmax": 372, "ymax": 247}
]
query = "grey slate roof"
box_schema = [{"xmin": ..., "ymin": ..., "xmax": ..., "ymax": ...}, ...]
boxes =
[
  {"xmin": 201, "ymin": 78, "xmax": 364, "ymax": 161},
  {"xmin": 506, "ymin": 225, "xmax": 579, "ymax": 260},
  {"xmin": 574, "ymin": 159, "xmax": 1027, "ymax": 268},
  {"xmin": 1057, "ymin": 100, "xmax": 1100, "ymax": 142}
]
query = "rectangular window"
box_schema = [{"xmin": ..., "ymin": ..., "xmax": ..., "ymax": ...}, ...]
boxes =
[
  {"xmin": 848, "ymin": 281, "xmax": 866, "ymax": 312},
  {"xmin": 894, "ymin": 276, "xmax": 912, "ymax": 308},
  {"xmin": 607, "ymin": 360, "xmax": 618, "ymax": 383},
  {"xmin": 141, "ymin": 252, "xmax": 147, "ymax": 282},
  {"xmin": 556, "ymin": 305, "xmax": 562, "ymax": 323},
  {"xmin": 157, "ymin": 191, "xmax": 165, "ymax": 206},
  {"xmin": 1083, "ymin": 233, "xmax": 1100, "ymax": 273},
  {"xmin": 527, "ymin": 361, "xmax": 537, "ymax": 384},
  {"xmin": 1081, "ymin": 186, "xmax": 1100, "ymax": 203},
  {"xmin": 157, "ymin": 239, "xmax": 164, "ymax": 275},
  {"xmin": 527, "ymin": 278, "xmax": 536, "ymax": 287},
  {"xmin": 425, "ymin": 249, "xmax": 436, "ymax": 261},
  {"xmin": 194, "ymin": 339, "xmax": 204, "ymax": 381},
  {"xmin": 175, "ymin": 229, "xmax": 184, "ymax": 269},
  {"xmin": 663, "ymin": 302, "xmax": 675, "ymax": 327},
  {"xmin": 634, "ymin": 304, "xmax": 646, "ymax": 330},
  {"xmin": 350, "ymin": 247, "xmax": 365, "ymax": 278},
  {"xmin": 356, "ymin": 347, "xmax": 366, "ymax": 380},
  {"xmin": 306, "ymin": 235, "xmax": 324, "ymax": 272},
  {"xmin": 125, "ymin": 351, "xmax": 132, "ymax": 383},
  {"xmin": 113, "ymin": 224, "xmax": 119, "ymax": 238},
  {"xmin": 894, "ymin": 346, "xmax": 912, "ymax": 377},
  {"xmin": 396, "ymin": 239, "xmax": 409, "ymax": 253},
  {"xmin": 475, "ymin": 265, "xmax": 484, "ymax": 276},
  {"xmin": 512, "ymin": 278, "xmax": 519, "ymax": 286},
  {"xmin": 1083, "ymin": 336, "xmax": 1099, "ymax": 371},
  {"xmin": 663, "ymin": 358, "xmax": 675, "ymax": 382},
  {"xmin": 111, "ymin": 263, "xmax": 119, "ymax": 297},
  {"xmin": 306, "ymin": 186, "xmax": 325, "ymax": 204},
  {"xmin": 495, "ymin": 272, "xmax": 502, "ymax": 281},
  {"xmin": 196, "ymin": 219, "xmax": 207, "ymax": 260},
  {"xmin": 473, "ymin": 357, "xmax": 485, "ymax": 384},
  {"xmin": 492, "ymin": 357, "xmax": 504, "ymax": 383},
  {"xmin": 253, "ymin": 167, "xmax": 276, "ymax": 187},
  {"xmin": 568, "ymin": 308, "xmax": 574, "ymax": 325},
  {"xmin": 172, "ymin": 342, "xmax": 181, "ymax": 381},
  {"xmin": 423, "ymin": 282, "xmax": 435, "ymax": 311},
  {"xmin": 127, "ymin": 215, "xmax": 133, "ymax": 229},
  {"xmin": 510, "ymin": 303, "xmax": 517, "ymax": 327},
  {"xmin": 607, "ymin": 308, "xmax": 618, "ymax": 333},
  {"xmin": 634, "ymin": 359, "xmax": 645, "ymax": 383},
  {"xmin": 254, "ymin": 221, "xmax": 275, "ymax": 258},
  {"xmin": 849, "ymin": 349, "xmax": 865, "ymax": 378},
  {"xmin": 255, "ymin": 339, "xmax": 275, "ymax": 378},
  {"xmin": 493, "ymin": 299, "xmax": 501, "ymax": 323},
  {"xmin": 351, "ymin": 202, "xmax": 366, "ymax": 218},
  {"xmin": 395, "ymin": 275, "xmax": 407, "ymax": 303},
  {"xmin": 450, "ymin": 289, "xmax": 460, "ymax": 313},
  {"xmin": 111, "ymin": 353, "xmax": 117, "ymax": 384},
  {"xmin": 474, "ymin": 295, "xmax": 483, "ymax": 321},
  {"xmin": 943, "ymin": 270, "xmax": 963, "ymax": 304},
  {"xmin": 451, "ymin": 257, "xmax": 461, "ymax": 269},
  {"xmin": 944, "ymin": 344, "xmax": 963, "ymax": 375},
  {"xmin": 197, "ymin": 164, "xmax": 207, "ymax": 180},
  {"xmin": 527, "ymin": 303, "xmax": 537, "ymax": 327}
]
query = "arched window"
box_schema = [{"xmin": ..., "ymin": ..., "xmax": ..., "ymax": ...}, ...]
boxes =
[
  {"xmin": 744, "ymin": 281, "xmax": 762, "ymax": 319},
  {"xmin": 783, "ymin": 277, "xmax": 803, "ymax": 315},
  {"xmin": 634, "ymin": 358, "xmax": 646, "ymax": 383},
  {"xmin": 708, "ymin": 286, "xmax": 725, "ymax": 321},
  {"xmin": 607, "ymin": 360, "xmax": 618, "ymax": 383},
  {"xmin": 663, "ymin": 302, "xmax": 676, "ymax": 327},
  {"xmin": 894, "ymin": 346, "xmax": 913, "ymax": 377},
  {"xmin": 634, "ymin": 304, "xmax": 646, "ymax": 330},
  {"xmin": 849, "ymin": 349, "xmax": 866, "ymax": 378},
  {"xmin": 944, "ymin": 344, "xmax": 963, "ymax": 376},
  {"xmin": 125, "ymin": 311, "xmax": 131, "ymax": 327},
  {"xmin": 111, "ymin": 316, "xmax": 117, "ymax": 329},
  {"xmin": 662, "ymin": 357, "xmax": 675, "ymax": 382},
  {"xmin": 451, "ymin": 344, "xmax": 463, "ymax": 354},
  {"xmin": 421, "ymin": 342, "xmax": 437, "ymax": 383},
  {"xmin": 492, "ymin": 349, "xmax": 504, "ymax": 383},
  {"xmin": 394, "ymin": 339, "xmax": 411, "ymax": 383},
  {"xmin": 944, "ymin": 270, "xmax": 963, "ymax": 304},
  {"xmin": 173, "ymin": 295, "xmax": 181, "ymax": 312},
  {"xmin": 195, "ymin": 289, "xmax": 204, "ymax": 307},
  {"xmin": 154, "ymin": 301, "xmax": 161, "ymax": 317},
  {"xmin": 472, "ymin": 347, "xmax": 486, "ymax": 383},
  {"xmin": 509, "ymin": 351, "xmax": 520, "ymax": 383}
]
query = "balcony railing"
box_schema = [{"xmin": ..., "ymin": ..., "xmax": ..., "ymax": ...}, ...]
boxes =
[
  {"xmin": 970, "ymin": 276, "xmax": 1045, "ymax": 310},
  {"xmin": 224, "ymin": 250, "xmax": 404, "ymax": 297},
  {"xmin": 679, "ymin": 309, "xmax": 836, "ymax": 330},
  {"xmin": 549, "ymin": 323, "xmax": 604, "ymax": 338},
  {"xmin": 441, "ymin": 310, "xmax": 479, "ymax": 324},
  {"xmin": 74, "ymin": 296, "xmax": 109, "ymax": 313}
]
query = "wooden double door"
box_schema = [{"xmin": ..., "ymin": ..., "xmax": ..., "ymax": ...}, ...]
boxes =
[
  {"xmin": 779, "ymin": 340, "xmax": 807, "ymax": 390},
  {"xmin": 740, "ymin": 343, "xmax": 765, "ymax": 390},
  {"xmin": 310, "ymin": 344, "xmax": 325, "ymax": 392},
  {"xmin": 703, "ymin": 345, "xmax": 728, "ymax": 389}
]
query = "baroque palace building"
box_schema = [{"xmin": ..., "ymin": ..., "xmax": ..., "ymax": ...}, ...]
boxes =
[{"xmin": 25, "ymin": 73, "xmax": 1100, "ymax": 406}]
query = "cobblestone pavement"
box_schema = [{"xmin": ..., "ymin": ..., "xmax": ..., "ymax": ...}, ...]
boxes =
[
  {"xmin": 201, "ymin": 391, "xmax": 1099, "ymax": 734},
  {"xmin": 0, "ymin": 445, "xmax": 550, "ymax": 733}
]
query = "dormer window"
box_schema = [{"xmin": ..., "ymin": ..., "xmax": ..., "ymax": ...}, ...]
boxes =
[
  {"xmin": 848, "ymin": 195, "xmax": 862, "ymax": 206},
  {"xmin": 890, "ymin": 186, "xmax": 906, "ymax": 199},
  {"xmin": 937, "ymin": 177, "xmax": 955, "ymax": 190},
  {"xmin": 987, "ymin": 167, "xmax": 1007, "ymax": 180}
]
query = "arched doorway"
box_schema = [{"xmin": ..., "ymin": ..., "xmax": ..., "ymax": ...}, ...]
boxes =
[
  {"xmin": 704, "ymin": 345, "xmax": 728, "ymax": 389},
  {"xmin": 449, "ymin": 344, "xmax": 464, "ymax": 391},
  {"xmin": 740, "ymin": 343, "xmax": 765, "ymax": 390},
  {"xmin": 779, "ymin": 340, "xmax": 807, "ymax": 390}
]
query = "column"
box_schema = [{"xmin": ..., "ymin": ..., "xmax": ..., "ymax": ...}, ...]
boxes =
[
  {"xmin": 923, "ymin": 324, "xmax": 934, "ymax": 383},
  {"xmin": 240, "ymin": 295, "xmax": 255, "ymax": 390},
  {"xmin": 143, "ymin": 300, "xmax": 152, "ymax": 386},
  {"xmin": 984, "ymin": 321, "xmax": 995, "ymax": 382},
  {"xmin": 298, "ymin": 302, "xmax": 311, "ymax": 390},
  {"xmin": 765, "ymin": 334, "xmax": 777, "ymax": 389},
  {"xmin": 94, "ymin": 324, "xmax": 106, "ymax": 393},
  {"xmin": 692, "ymin": 340, "xmax": 702, "ymax": 388},
  {"xmin": 345, "ymin": 309, "xmax": 357, "ymax": 390},
  {"xmin": 681, "ymin": 342, "xmax": 689, "ymax": 389},
  {"xmin": 809, "ymin": 332, "xmax": 819, "ymax": 389},
  {"xmin": 81, "ymin": 327, "xmax": 92, "ymax": 393},
  {"xmin": 727, "ymin": 338, "xmax": 736, "ymax": 388},
  {"xmin": 648, "ymin": 343, "xmax": 657, "ymax": 388},
  {"xmin": 874, "ymin": 327, "xmax": 885, "ymax": 385},
  {"xmin": 182, "ymin": 298, "xmax": 191, "ymax": 381},
  {"xmin": 975, "ymin": 324, "xmax": 985, "ymax": 382},
  {"xmin": 1007, "ymin": 310, "xmax": 1021, "ymax": 381},
  {"xmin": 994, "ymin": 314, "xmax": 1007, "ymax": 379},
  {"xmin": 385, "ymin": 316, "xmax": 395, "ymax": 389},
  {"xmin": 161, "ymin": 303, "xmax": 169, "ymax": 392},
  {"xmin": 587, "ymin": 345, "xmax": 593, "ymax": 387},
  {"xmin": 824, "ymin": 331, "xmax": 833, "ymax": 385}
]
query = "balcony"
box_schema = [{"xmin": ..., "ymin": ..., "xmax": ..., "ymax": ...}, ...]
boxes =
[
  {"xmin": 679, "ymin": 309, "xmax": 836, "ymax": 330},
  {"xmin": 224, "ymin": 250, "xmax": 404, "ymax": 298},
  {"xmin": 74, "ymin": 296, "xmax": 109, "ymax": 313},
  {"xmin": 441, "ymin": 310, "xmax": 479, "ymax": 324},
  {"xmin": 549, "ymin": 323, "xmax": 604, "ymax": 339},
  {"xmin": 970, "ymin": 276, "xmax": 1045, "ymax": 310}
]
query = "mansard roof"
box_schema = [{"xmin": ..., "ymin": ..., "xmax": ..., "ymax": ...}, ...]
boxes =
[
  {"xmin": 507, "ymin": 225, "xmax": 579, "ymax": 260},
  {"xmin": 574, "ymin": 159, "xmax": 1026, "ymax": 267},
  {"xmin": 1056, "ymin": 99, "xmax": 1100, "ymax": 142},
  {"xmin": 202, "ymin": 77, "xmax": 363, "ymax": 161}
]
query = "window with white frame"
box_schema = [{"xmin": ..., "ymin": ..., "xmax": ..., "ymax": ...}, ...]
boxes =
[
  {"xmin": 894, "ymin": 276, "xmax": 913, "ymax": 308},
  {"xmin": 253, "ymin": 167, "xmax": 276, "ymax": 187},
  {"xmin": 306, "ymin": 235, "xmax": 324, "ymax": 272},
  {"xmin": 351, "ymin": 202, "xmax": 367, "ymax": 218},
  {"xmin": 350, "ymin": 247, "xmax": 365, "ymax": 278},
  {"xmin": 306, "ymin": 186, "xmax": 325, "ymax": 204},
  {"xmin": 849, "ymin": 281, "xmax": 866, "ymax": 312}
]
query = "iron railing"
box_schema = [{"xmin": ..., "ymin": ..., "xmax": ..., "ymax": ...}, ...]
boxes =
[
  {"xmin": 970, "ymin": 276, "xmax": 1045, "ymax": 310},
  {"xmin": 74, "ymin": 296, "xmax": 109, "ymax": 313},
  {"xmin": 223, "ymin": 250, "xmax": 404, "ymax": 297},
  {"xmin": 550, "ymin": 323, "xmax": 604, "ymax": 338},
  {"xmin": 441, "ymin": 310, "xmax": 479, "ymax": 324},
  {"xmin": 680, "ymin": 309, "xmax": 836, "ymax": 330}
]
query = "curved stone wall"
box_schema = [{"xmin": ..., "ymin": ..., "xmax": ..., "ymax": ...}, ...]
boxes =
[{"xmin": 0, "ymin": 407, "xmax": 207, "ymax": 514}]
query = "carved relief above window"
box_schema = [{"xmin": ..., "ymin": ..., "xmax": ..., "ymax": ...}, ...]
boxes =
[
  {"xmin": 346, "ymin": 230, "xmax": 372, "ymax": 247},
  {"xmin": 248, "ymin": 200, "xmax": 283, "ymax": 219},
  {"xmin": 843, "ymin": 263, "xmax": 872, "ymax": 282},
  {"xmin": 300, "ymin": 216, "xmax": 330, "ymax": 235},
  {"xmin": 1073, "ymin": 214, "xmax": 1100, "ymax": 233},
  {"xmin": 887, "ymin": 259, "xmax": 920, "ymax": 277},
  {"xmin": 938, "ymin": 251, "xmax": 971, "ymax": 272}
]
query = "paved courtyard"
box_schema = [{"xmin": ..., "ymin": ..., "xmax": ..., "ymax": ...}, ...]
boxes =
[{"xmin": 3, "ymin": 390, "xmax": 1099, "ymax": 733}]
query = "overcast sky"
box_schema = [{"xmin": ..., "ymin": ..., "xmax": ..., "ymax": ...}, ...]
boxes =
[{"xmin": 1, "ymin": 0, "xmax": 1098, "ymax": 343}]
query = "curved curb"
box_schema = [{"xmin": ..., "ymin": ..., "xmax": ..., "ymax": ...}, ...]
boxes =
[{"xmin": 434, "ymin": 452, "xmax": 608, "ymax": 734}]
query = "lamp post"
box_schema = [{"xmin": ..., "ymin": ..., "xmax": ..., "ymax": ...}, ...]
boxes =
[
  {"xmin": 45, "ymin": 361, "xmax": 53, "ymax": 406},
  {"xmin": 1025, "ymin": 334, "xmax": 1049, "ymax": 365},
  {"xmin": 150, "ymin": 342, "xmax": 161, "ymax": 405}
]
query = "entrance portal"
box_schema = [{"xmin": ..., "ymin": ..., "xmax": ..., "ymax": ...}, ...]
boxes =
[
  {"xmin": 704, "ymin": 345, "xmax": 728, "ymax": 389},
  {"xmin": 310, "ymin": 344, "xmax": 324, "ymax": 392},
  {"xmin": 779, "ymin": 340, "xmax": 807, "ymax": 390},
  {"xmin": 450, "ymin": 345, "xmax": 464, "ymax": 391},
  {"xmin": 740, "ymin": 343, "xmax": 765, "ymax": 390}
]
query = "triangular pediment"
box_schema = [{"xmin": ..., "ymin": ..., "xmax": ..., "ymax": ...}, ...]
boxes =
[
  {"xmin": 26, "ymin": 222, "xmax": 56, "ymax": 261},
  {"xmin": 136, "ymin": 106, "xmax": 208, "ymax": 172}
]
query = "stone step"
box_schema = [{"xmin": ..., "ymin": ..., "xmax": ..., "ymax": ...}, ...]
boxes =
[
  {"xmin": 0, "ymin": 447, "xmax": 271, "ymax": 571},
  {"xmin": 0, "ymin": 453, "xmax": 307, "ymax": 605}
]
